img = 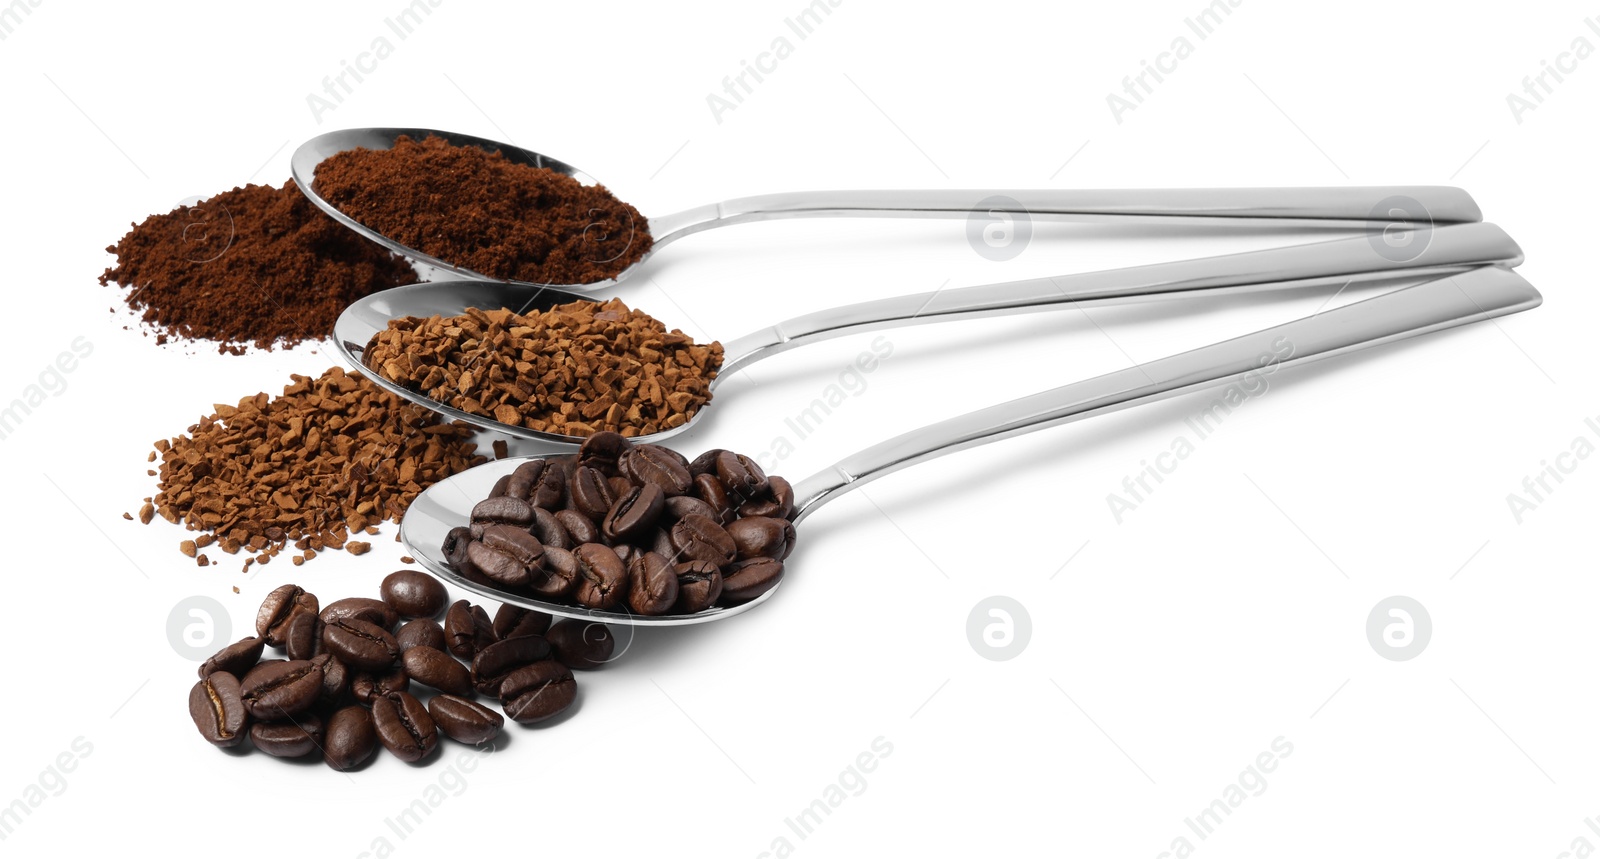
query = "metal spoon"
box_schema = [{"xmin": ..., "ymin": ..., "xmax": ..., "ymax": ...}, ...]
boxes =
[
  {"xmin": 291, "ymin": 126, "xmax": 1483, "ymax": 292},
  {"xmin": 333, "ymin": 222, "xmax": 1522, "ymax": 446},
  {"xmin": 399, "ymin": 264, "xmax": 1541, "ymax": 626}
]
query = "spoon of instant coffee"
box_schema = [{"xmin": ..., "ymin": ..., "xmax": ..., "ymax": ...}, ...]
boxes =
[
  {"xmin": 334, "ymin": 221, "xmax": 1522, "ymax": 447},
  {"xmin": 399, "ymin": 264, "xmax": 1541, "ymax": 626},
  {"xmin": 291, "ymin": 127, "xmax": 1483, "ymax": 292}
]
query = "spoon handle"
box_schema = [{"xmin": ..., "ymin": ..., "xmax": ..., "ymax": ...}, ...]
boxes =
[
  {"xmin": 720, "ymin": 222, "xmax": 1521, "ymax": 375},
  {"xmin": 650, "ymin": 186, "xmax": 1480, "ymax": 245},
  {"xmin": 788, "ymin": 266, "xmax": 1540, "ymax": 523}
]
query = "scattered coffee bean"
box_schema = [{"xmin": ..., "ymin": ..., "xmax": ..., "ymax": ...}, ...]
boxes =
[
  {"xmin": 499, "ymin": 661, "xmax": 577, "ymax": 723},
  {"xmin": 396, "ymin": 618, "xmax": 447, "ymax": 654},
  {"xmin": 471, "ymin": 635, "xmax": 553, "ymax": 696},
  {"xmin": 284, "ymin": 609, "xmax": 321, "ymax": 661},
  {"xmin": 198, "ymin": 637, "xmax": 265, "ymax": 679},
  {"xmin": 320, "ymin": 597, "xmax": 398, "ymax": 631},
  {"xmin": 257, "ymin": 585, "xmax": 318, "ymax": 647},
  {"xmin": 324, "ymin": 705, "xmax": 378, "ymax": 771},
  {"xmin": 321, "ymin": 618, "xmax": 399, "ymax": 672},
  {"xmin": 492, "ymin": 604, "xmax": 551, "ymax": 641},
  {"xmin": 351, "ymin": 665, "xmax": 410, "ymax": 706},
  {"xmin": 250, "ymin": 714, "xmax": 325, "ymax": 758},
  {"xmin": 428, "ymin": 695, "xmax": 503, "ymax": 745},
  {"xmin": 381, "ymin": 570, "xmax": 449, "ymax": 618},
  {"xmin": 239, "ymin": 659, "xmax": 323, "ymax": 720},
  {"xmin": 403, "ymin": 646, "xmax": 475, "ymax": 697},
  {"xmin": 545, "ymin": 621, "xmax": 617, "ymax": 671},
  {"xmin": 372, "ymin": 691, "xmax": 438, "ymax": 762},
  {"xmin": 312, "ymin": 653, "xmax": 350, "ymax": 704},
  {"xmin": 190, "ymin": 672, "xmax": 249, "ymax": 747},
  {"xmin": 443, "ymin": 600, "xmax": 494, "ymax": 659}
]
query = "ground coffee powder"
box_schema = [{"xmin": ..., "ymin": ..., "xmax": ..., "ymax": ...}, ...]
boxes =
[
  {"xmin": 313, "ymin": 134, "xmax": 652, "ymax": 284},
  {"xmin": 101, "ymin": 181, "xmax": 418, "ymax": 353},
  {"xmin": 143, "ymin": 367, "xmax": 484, "ymax": 569},
  {"xmin": 363, "ymin": 298, "xmax": 723, "ymax": 438}
]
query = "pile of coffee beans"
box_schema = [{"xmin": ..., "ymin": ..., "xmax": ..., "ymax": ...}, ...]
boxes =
[
  {"xmin": 188, "ymin": 571, "xmax": 617, "ymax": 770},
  {"xmin": 364, "ymin": 299, "xmax": 723, "ymax": 439},
  {"xmin": 443, "ymin": 433, "xmax": 795, "ymax": 616}
]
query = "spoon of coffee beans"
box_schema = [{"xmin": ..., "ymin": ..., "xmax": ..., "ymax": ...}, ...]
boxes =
[{"xmin": 401, "ymin": 266, "xmax": 1541, "ymax": 625}]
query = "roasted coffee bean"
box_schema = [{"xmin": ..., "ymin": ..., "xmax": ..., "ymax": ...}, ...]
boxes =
[
  {"xmin": 321, "ymin": 618, "xmax": 400, "ymax": 672},
  {"xmin": 529, "ymin": 507, "xmax": 571, "ymax": 550},
  {"xmin": 198, "ymin": 637, "xmax": 264, "ymax": 679},
  {"xmin": 284, "ymin": 609, "xmax": 321, "ymax": 661},
  {"xmin": 620, "ymin": 444, "xmax": 692, "ymax": 496},
  {"xmin": 403, "ymin": 646, "xmax": 474, "ymax": 696},
  {"xmin": 442, "ymin": 526, "xmax": 478, "ymax": 576},
  {"xmin": 603, "ymin": 483, "xmax": 665, "ymax": 543},
  {"xmin": 396, "ymin": 618, "xmax": 448, "ymax": 654},
  {"xmin": 715, "ymin": 450, "xmax": 769, "ymax": 499},
  {"xmin": 687, "ymin": 448, "xmax": 725, "ymax": 477},
  {"xmin": 545, "ymin": 620, "xmax": 616, "ymax": 670},
  {"xmin": 488, "ymin": 473, "xmax": 512, "ymax": 498},
  {"xmin": 351, "ymin": 664, "xmax": 410, "ymax": 705},
  {"xmin": 531, "ymin": 459, "xmax": 567, "ymax": 509},
  {"xmin": 320, "ymin": 597, "xmax": 398, "ymax": 631},
  {"xmin": 312, "ymin": 653, "xmax": 350, "ymax": 704},
  {"xmin": 579, "ymin": 431, "xmax": 630, "ymax": 470},
  {"xmin": 649, "ymin": 527, "xmax": 676, "ymax": 558},
  {"xmin": 669, "ymin": 514, "xmax": 737, "ymax": 567},
  {"xmin": 372, "ymin": 691, "xmax": 438, "ymax": 762},
  {"xmin": 493, "ymin": 604, "xmax": 552, "ymax": 640},
  {"xmin": 693, "ymin": 472, "xmax": 732, "ymax": 518},
  {"xmin": 612, "ymin": 543, "xmax": 642, "ymax": 567},
  {"xmin": 738, "ymin": 475, "xmax": 795, "ymax": 520},
  {"xmin": 569, "ymin": 465, "xmax": 616, "ymax": 520},
  {"xmin": 190, "ymin": 672, "xmax": 249, "ymax": 747},
  {"xmin": 472, "ymin": 635, "xmax": 554, "ymax": 696},
  {"xmin": 444, "ymin": 600, "xmax": 495, "ymax": 659},
  {"xmin": 531, "ymin": 547, "xmax": 580, "ymax": 599},
  {"xmin": 506, "ymin": 459, "xmax": 548, "ymax": 500},
  {"xmin": 470, "ymin": 495, "xmax": 534, "ymax": 537},
  {"xmin": 720, "ymin": 557, "xmax": 784, "ymax": 605},
  {"xmin": 573, "ymin": 543, "xmax": 627, "ymax": 609},
  {"xmin": 257, "ymin": 585, "xmax": 319, "ymax": 647},
  {"xmin": 239, "ymin": 659, "xmax": 323, "ymax": 720},
  {"xmin": 627, "ymin": 552, "xmax": 679, "ymax": 615},
  {"xmin": 324, "ymin": 705, "xmax": 378, "ymax": 771},
  {"xmin": 250, "ymin": 714, "xmax": 324, "ymax": 758},
  {"xmin": 672, "ymin": 560, "xmax": 723, "ymax": 614},
  {"xmin": 555, "ymin": 509, "xmax": 600, "ymax": 544},
  {"xmin": 607, "ymin": 475, "xmax": 634, "ymax": 502},
  {"xmin": 725, "ymin": 516, "xmax": 797, "ymax": 561},
  {"xmin": 499, "ymin": 660, "xmax": 577, "ymax": 723},
  {"xmin": 381, "ymin": 570, "xmax": 448, "ymax": 618},
  {"xmin": 428, "ymin": 695, "xmax": 504, "ymax": 745},
  {"xmin": 469, "ymin": 524, "xmax": 545, "ymax": 588},
  {"xmin": 663, "ymin": 494, "xmax": 718, "ymax": 523}
]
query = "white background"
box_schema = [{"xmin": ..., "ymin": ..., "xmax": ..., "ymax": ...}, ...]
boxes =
[{"xmin": 0, "ymin": 0, "xmax": 1595, "ymax": 856}]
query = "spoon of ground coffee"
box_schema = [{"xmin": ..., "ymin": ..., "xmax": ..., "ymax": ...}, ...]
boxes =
[
  {"xmin": 334, "ymin": 222, "xmax": 1521, "ymax": 446},
  {"xmin": 292, "ymin": 127, "xmax": 1484, "ymax": 291},
  {"xmin": 398, "ymin": 264, "xmax": 1540, "ymax": 625}
]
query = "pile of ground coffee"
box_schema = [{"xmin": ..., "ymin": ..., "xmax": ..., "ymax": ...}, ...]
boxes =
[
  {"xmin": 364, "ymin": 298, "xmax": 723, "ymax": 438},
  {"xmin": 142, "ymin": 367, "xmax": 484, "ymax": 569},
  {"xmin": 100, "ymin": 181, "xmax": 418, "ymax": 353},
  {"xmin": 313, "ymin": 134, "xmax": 652, "ymax": 284}
]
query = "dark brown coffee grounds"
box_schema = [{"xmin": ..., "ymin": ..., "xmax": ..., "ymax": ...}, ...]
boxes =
[
  {"xmin": 146, "ymin": 367, "xmax": 485, "ymax": 569},
  {"xmin": 100, "ymin": 181, "xmax": 418, "ymax": 353},
  {"xmin": 313, "ymin": 134, "xmax": 652, "ymax": 285},
  {"xmin": 363, "ymin": 298, "xmax": 723, "ymax": 438}
]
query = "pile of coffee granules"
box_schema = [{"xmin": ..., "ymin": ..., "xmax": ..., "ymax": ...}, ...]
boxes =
[
  {"xmin": 141, "ymin": 367, "xmax": 484, "ymax": 570},
  {"xmin": 363, "ymin": 298, "xmax": 723, "ymax": 438},
  {"xmin": 100, "ymin": 181, "xmax": 418, "ymax": 353},
  {"xmin": 312, "ymin": 134, "xmax": 652, "ymax": 284}
]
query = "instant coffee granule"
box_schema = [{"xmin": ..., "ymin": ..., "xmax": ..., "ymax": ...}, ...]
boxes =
[
  {"xmin": 147, "ymin": 367, "xmax": 484, "ymax": 569},
  {"xmin": 313, "ymin": 135, "xmax": 652, "ymax": 284},
  {"xmin": 363, "ymin": 298, "xmax": 723, "ymax": 438},
  {"xmin": 100, "ymin": 181, "xmax": 418, "ymax": 353}
]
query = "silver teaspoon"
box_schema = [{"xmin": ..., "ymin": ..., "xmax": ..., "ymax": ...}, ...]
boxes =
[
  {"xmin": 398, "ymin": 264, "xmax": 1540, "ymax": 626},
  {"xmin": 292, "ymin": 126, "xmax": 1482, "ymax": 292},
  {"xmin": 334, "ymin": 222, "xmax": 1521, "ymax": 447}
]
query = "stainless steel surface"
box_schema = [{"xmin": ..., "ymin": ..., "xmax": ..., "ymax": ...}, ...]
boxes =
[
  {"xmin": 400, "ymin": 265, "xmax": 1541, "ymax": 626},
  {"xmin": 292, "ymin": 126, "xmax": 1483, "ymax": 291},
  {"xmin": 334, "ymin": 222, "xmax": 1523, "ymax": 445}
]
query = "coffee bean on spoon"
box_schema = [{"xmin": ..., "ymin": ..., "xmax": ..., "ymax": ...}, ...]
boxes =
[
  {"xmin": 627, "ymin": 552, "xmax": 678, "ymax": 615},
  {"xmin": 687, "ymin": 448, "xmax": 725, "ymax": 477},
  {"xmin": 669, "ymin": 514, "xmax": 737, "ymax": 567},
  {"xmin": 428, "ymin": 695, "xmax": 503, "ymax": 745},
  {"xmin": 573, "ymin": 543, "xmax": 627, "ymax": 609},
  {"xmin": 381, "ymin": 570, "xmax": 448, "ymax": 618},
  {"xmin": 672, "ymin": 561, "xmax": 723, "ymax": 614},
  {"xmin": 467, "ymin": 524, "xmax": 544, "ymax": 589},
  {"xmin": 190, "ymin": 672, "xmax": 249, "ymax": 747},
  {"xmin": 692, "ymin": 472, "xmax": 733, "ymax": 519},
  {"xmin": 555, "ymin": 509, "xmax": 600, "ymax": 544},
  {"xmin": 569, "ymin": 465, "xmax": 616, "ymax": 520},
  {"xmin": 324, "ymin": 705, "xmax": 378, "ymax": 771},
  {"xmin": 531, "ymin": 547, "xmax": 580, "ymax": 599},
  {"xmin": 372, "ymin": 691, "xmax": 438, "ymax": 762},
  {"xmin": 545, "ymin": 620, "xmax": 616, "ymax": 670},
  {"xmin": 506, "ymin": 458, "xmax": 550, "ymax": 500},
  {"xmin": 198, "ymin": 637, "xmax": 264, "ymax": 679},
  {"xmin": 239, "ymin": 659, "xmax": 323, "ymax": 720},
  {"xmin": 715, "ymin": 450, "xmax": 769, "ymax": 499},
  {"xmin": 321, "ymin": 618, "xmax": 399, "ymax": 672},
  {"xmin": 529, "ymin": 507, "xmax": 572, "ymax": 550},
  {"xmin": 724, "ymin": 516, "xmax": 796, "ymax": 561},
  {"xmin": 720, "ymin": 557, "xmax": 784, "ymax": 605},
  {"xmin": 396, "ymin": 618, "xmax": 448, "ymax": 653},
  {"xmin": 403, "ymin": 645, "xmax": 474, "ymax": 697},
  {"xmin": 620, "ymin": 444, "xmax": 692, "ymax": 496},
  {"xmin": 738, "ymin": 475, "xmax": 795, "ymax": 520},
  {"xmin": 602, "ymin": 483, "xmax": 665, "ymax": 543},
  {"xmin": 578, "ymin": 431, "xmax": 630, "ymax": 475},
  {"xmin": 470, "ymin": 495, "xmax": 534, "ymax": 537},
  {"xmin": 499, "ymin": 661, "xmax": 576, "ymax": 723}
]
